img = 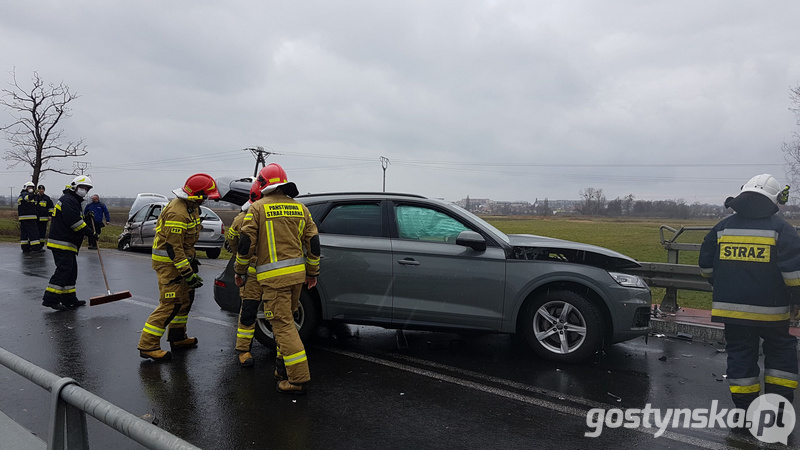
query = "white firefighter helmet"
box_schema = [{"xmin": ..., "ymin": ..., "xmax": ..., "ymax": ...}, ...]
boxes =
[
  {"xmin": 741, "ymin": 174, "xmax": 782, "ymax": 204},
  {"xmin": 69, "ymin": 175, "xmax": 93, "ymax": 191},
  {"xmin": 22, "ymin": 181, "xmax": 35, "ymax": 189}
]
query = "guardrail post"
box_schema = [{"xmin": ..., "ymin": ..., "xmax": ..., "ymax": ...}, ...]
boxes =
[
  {"xmin": 660, "ymin": 247, "xmax": 680, "ymax": 313},
  {"xmin": 49, "ymin": 377, "xmax": 88, "ymax": 450}
]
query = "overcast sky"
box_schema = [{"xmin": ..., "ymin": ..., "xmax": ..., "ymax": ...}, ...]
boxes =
[{"xmin": 2, "ymin": 1, "xmax": 800, "ymax": 206}]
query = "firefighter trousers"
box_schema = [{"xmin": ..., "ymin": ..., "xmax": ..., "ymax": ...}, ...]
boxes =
[
  {"xmin": 724, "ymin": 324, "xmax": 798, "ymax": 409},
  {"xmin": 19, "ymin": 219, "xmax": 41, "ymax": 252},
  {"xmin": 43, "ymin": 249, "xmax": 79, "ymax": 306},
  {"xmin": 263, "ymin": 284, "xmax": 309, "ymax": 384},
  {"xmin": 236, "ymin": 271, "xmax": 263, "ymax": 352},
  {"xmin": 138, "ymin": 277, "xmax": 195, "ymax": 351},
  {"xmin": 37, "ymin": 221, "xmax": 48, "ymax": 244}
]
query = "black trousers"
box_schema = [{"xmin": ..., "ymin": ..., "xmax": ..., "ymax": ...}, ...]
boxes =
[
  {"xmin": 42, "ymin": 248, "xmax": 79, "ymax": 306},
  {"xmin": 725, "ymin": 324, "xmax": 798, "ymax": 409},
  {"xmin": 19, "ymin": 220, "xmax": 41, "ymax": 251},
  {"xmin": 37, "ymin": 220, "xmax": 48, "ymax": 243}
]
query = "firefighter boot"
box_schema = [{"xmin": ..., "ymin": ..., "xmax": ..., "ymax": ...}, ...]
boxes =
[
  {"xmin": 238, "ymin": 351, "xmax": 254, "ymax": 368},
  {"xmin": 170, "ymin": 337, "xmax": 198, "ymax": 351},
  {"xmin": 139, "ymin": 349, "xmax": 172, "ymax": 361},
  {"xmin": 276, "ymin": 380, "xmax": 306, "ymax": 395}
]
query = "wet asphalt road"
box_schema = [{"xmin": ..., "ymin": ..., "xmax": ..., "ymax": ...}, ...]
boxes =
[{"xmin": 0, "ymin": 242, "xmax": 798, "ymax": 449}]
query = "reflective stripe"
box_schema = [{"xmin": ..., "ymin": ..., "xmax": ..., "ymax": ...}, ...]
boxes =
[
  {"xmin": 266, "ymin": 222, "xmax": 277, "ymax": 263},
  {"xmin": 153, "ymin": 249, "xmax": 169, "ymax": 257},
  {"xmin": 700, "ymin": 267, "xmax": 713, "ymax": 277},
  {"xmin": 70, "ymin": 219, "xmax": 85, "ymax": 230},
  {"xmin": 730, "ymin": 384, "xmax": 761, "ymax": 394},
  {"xmin": 711, "ymin": 302, "xmax": 790, "ymax": 322},
  {"xmin": 729, "ymin": 376, "xmax": 761, "ymax": 386},
  {"xmin": 237, "ymin": 328, "xmax": 254, "ymax": 339},
  {"xmin": 298, "ymin": 219, "xmax": 305, "ymax": 243},
  {"xmin": 236, "ymin": 256, "xmax": 251, "ymax": 265},
  {"xmin": 256, "ymin": 257, "xmax": 306, "ymax": 278},
  {"xmin": 718, "ymin": 235, "xmax": 777, "ymax": 246},
  {"xmin": 765, "ymin": 376, "xmax": 799, "ymax": 389},
  {"xmin": 46, "ymin": 285, "xmax": 76, "ymax": 294},
  {"xmin": 305, "ymin": 255, "xmax": 320, "ymax": 266},
  {"xmin": 717, "ymin": 228, "xmax": 779, "ymax": 242},
  {"xmin": 38, "ymin": 217, "xmax": 49, "ymax": 222},
  {"xmin": 256, "ymin": 264, "xmax": 306, "ymax": 281},
  {"xmin": 152, "ymin": 254, "xmax": 172, "ymax": 263},
  {"xmin": 170, "ymin": 315, "xmax": 188, "ymax": 325},
  {"xmin": 248, "ymin": 266, "xmax": 257, "ymax": 274},
  {"xmin": 243, "ymin": 213, "xmax": 253, "ymax": 222},
  {"xmin": 164, "ymin": 221, "xmax": 188, "ymax": 229},
  {"xmin": 175, "ymin": 259, "xmax": 190, "ymax": 269},
  {"xmin": 782, "ymin": 270, "xmax": 800, "ymax": 287},
  {"xmin": 18, "ymin": 214, "xmax": 37, "ymax": 220},
  {"xmin": 283, "ymin": 350, "xmax": 307, "ymax": 366},
  {"xmin": 47, "ymin": 239, "xmax": 78, "ymax": 252},
  {"xmin": 143, "ymin": 323, "xmax": 166, "ymax": 337}
]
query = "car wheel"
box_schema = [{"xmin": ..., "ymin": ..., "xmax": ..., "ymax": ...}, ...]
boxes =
[
  {"xmin": 520, "ymin": 290, "xmax": 604, "ymax": 364},
  {"xmin": 254, "ymin": 289, "xmax": 320, "ymax": 349},
  {"xmin": 205, "ymin": 248, "xmax": 221, "ymax": 259},
  {"xmin": 118, "ymin": 235, "xmax": 131, "ymax": 251}
]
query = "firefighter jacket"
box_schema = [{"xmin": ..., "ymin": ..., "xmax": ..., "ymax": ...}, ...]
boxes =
[
  {"xmin": 47, "ymin": 189, "xmax": 93, "ymax": 252},
  {"xmin": 235, "ymin": 191, "xmax": 320, "ymax": 288},
  {"xmin": 35, "ymin": 193, "xmax": 54, "ymax": 222},
  {"xmin": 17, "ymin": 190, "xmax": 38, "ymax": 221},
  {"xmin": 151, "ymin": 198, "xmax": 201, "ymax": 280},
  {"xmin": 225, "ymin": 206, "xmax": 257, "ymax": 276},
  {"xmin": 699, "ymin": 191, "xmax": 800, "ymax": 326}
]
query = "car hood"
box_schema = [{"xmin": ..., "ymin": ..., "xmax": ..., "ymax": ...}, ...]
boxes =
[
  {"xmin": 507, "ymin": 234, "xmax": 641, "ymax": 270},
  {"xmin": 214, "ymin": 176, "xmax": 254, "ymax": 206}
]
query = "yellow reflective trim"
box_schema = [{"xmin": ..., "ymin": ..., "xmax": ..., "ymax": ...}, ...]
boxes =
[
  {"xmin": 711, "ymin": 309, "xmax": 790, "ymax": 322},
  {"xmin": 237, "ymin": 329, "xmax": 255, "ymax": 338},
  {"xmin": 785, "ymin": 278, "xmax": 800, "ymax": 287},
  {"xmin": 175, "ymin": 259, "xmax": 190, "ymax": 268},
  {"xmin": 46, "ymin": 286, "xmax": 76, "ymax": 294},
  {"xmin": 765, "ymin": 376, "xmax": 799, "ymax": 389},
  {"xmin": 164, "ymin": 221, "xmax": 188, "ymax": 229},
  {"xmin": 730, "ymin": 384, "xmax": 761, "ymax": 394},
  {"xmin": 236, "ymin": 256, "xmax": 250, "ymax": 265},
  {"xmin": 718, "ymin": 235, "xmax": 776, "ymax": 245},
  {"xmin": 47, "ymin": 242, "xmax": 78, "ymax": 253},
  {"xmin": 170, "ymin": 315, "xmax": 188, "ymax": 325},
  {"xmin": 256, "ymin": 264, "xmax": 306, "ymax": 281},
  {"xmin": 143, "ymin": 323, "xmax": 166, "ymax": 336},
  {"xmin": 266, "ymin": 221, "xmax": 277, "ymax": 263},
  {"xmin": 152, "ymin": 254, "xmax": 172, "ymax": 263},
  {"xmin": 283, "ymin": 350, "xmax": 307, "ymax": 366}
]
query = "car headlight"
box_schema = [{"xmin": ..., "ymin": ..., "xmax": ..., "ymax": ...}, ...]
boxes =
[{"xmin": 609, "ymin": 272, "xmax": 648, "ymax": 289}]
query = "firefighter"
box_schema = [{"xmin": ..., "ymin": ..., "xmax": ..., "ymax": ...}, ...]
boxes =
[
  {"xmin": 226, "ymin": 179, "xmax": 265, "ymax": 367},
  {"xmin": 138, "ymin": 173, "xmax": 220, "ymax": 361},
  {"xmin": 235, "ymin": 163, "xmax": 320, "ymax": 394},
  {"xmin": 42, "ymin": 175, "xmax": 97, "ymax": 311},
  {"xmin": 35, "ymin": 185, "xmax": 54, "ymax": 246},
  {"xmin": 699, "ymin": 174, "xmax": 800, "ymax": 410},
  {"xmin": 17, "ymin": 181, "xmax": 42, "ymax": 252}
]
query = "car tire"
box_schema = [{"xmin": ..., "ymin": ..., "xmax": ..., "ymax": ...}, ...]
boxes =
[
  {"xmin": 254, "ymin": 288, "xmax": 320, "ymax": 349},
  {"xmin": 520, "ymin": 290, "xmax": 604, "ymax": 364},
  {"xmin": 205, "ymin": 248, "xmax": 221, "ymax": 259},
  {"xmin": 118, "ymin": 235, "xmax": 131, "ymax": 251}
]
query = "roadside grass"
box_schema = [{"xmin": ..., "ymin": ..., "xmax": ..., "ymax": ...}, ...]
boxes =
[{"xmin": 0, "ymin": 206, "xmax": 731, "ymax": 309}]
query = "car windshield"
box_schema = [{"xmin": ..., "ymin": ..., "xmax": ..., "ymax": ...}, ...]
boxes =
[{"xmin": 447, "ymin": 203, "xmax": 510, "ymax": 244}]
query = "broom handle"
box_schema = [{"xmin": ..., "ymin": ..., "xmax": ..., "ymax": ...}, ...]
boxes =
[{"xmin": 90, "ymin": 220, "xmax": 112, "ymax": 293}]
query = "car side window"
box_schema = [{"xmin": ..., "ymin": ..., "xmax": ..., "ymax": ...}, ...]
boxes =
[
  {"xmin": 131, "ymin": 206, "xmax": 149, "ymax": 223},
  {"xmin": 319, "ymin": 203, "xmax": 382, "ymax": 237},
  {"xmin": 146, "ymin": 205, "xmax": 162, "ymax": 221},
  {"xmin": 395, "ymin": 205, "xmax": 470, "ymax": 243}
]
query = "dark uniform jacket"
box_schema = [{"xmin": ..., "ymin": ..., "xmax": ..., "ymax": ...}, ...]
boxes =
[
  {"xmin": 699, "ymin": 192, "xmax": 800, "ymax": 326},
  {"xmin": 47, "ymin": 189, "xmax": 93, "ymax": 252},
  {"xmin": 36, "ymin": 193, "xmax": 54, "ymax": 222},
  {"xmin": 17, "ymin": 190, "xmax": 38, "ymax": 221}
]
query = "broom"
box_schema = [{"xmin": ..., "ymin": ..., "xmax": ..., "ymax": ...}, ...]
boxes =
[{"xmin": 88, "ymin": 219, "xmax": 132, "ymax": 306}]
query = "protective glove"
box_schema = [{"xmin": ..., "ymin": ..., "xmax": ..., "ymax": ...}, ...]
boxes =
[
  {"xmin": 189, "ymin": 257, "xmax": 201, "ymax": 274},
  {"xmin": 185, "ymin": 273, "xmax": 204, "ymax": 289},
  {"xmin": 778, "ymin": 185, "xmax": 790, "ymax": 205}
]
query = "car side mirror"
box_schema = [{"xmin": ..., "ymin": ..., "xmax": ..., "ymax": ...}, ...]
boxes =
[{"xmin": 455, "ymin": 230, "xmax": 486, "ymax": 252}]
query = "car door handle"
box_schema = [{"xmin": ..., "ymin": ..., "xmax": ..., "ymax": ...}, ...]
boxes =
[{"xmin": 397, "ymin": 258, "xmax": 421, "ymax": 266}]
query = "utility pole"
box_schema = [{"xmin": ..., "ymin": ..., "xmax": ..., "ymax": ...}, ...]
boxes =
[
  {"xmin": 245, "ymin": 146, "xmax": 274, "ymax": 177},
  {"xmin": 380, "ymin": 156, "xmax": 390, "ymax": 192},
  {"xmin": 73, "ymin": 161, "xmax": 91, "ymax": 175}
]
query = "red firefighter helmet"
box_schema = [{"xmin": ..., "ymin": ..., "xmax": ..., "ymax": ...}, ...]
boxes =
[
  {"xmin": 256, "ymin": 163, "xmax": 298, "ymax": 198},
  {"xmin": 173, "ymin": 173, "xmax": 220, "ymax": 201},
  {"xmin": 249, "ymin": 178, "xmax": 263, "ymax": 203}
]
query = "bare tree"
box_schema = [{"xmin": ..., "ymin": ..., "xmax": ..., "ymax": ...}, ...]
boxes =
[
  {"xmin": 783, "ymin": 85, "xmax": 800, "ymax": 198},
  {"xmin": 1, "ymin": 69, "xmax": 87, "ymax": 186},
  {"xmin": 576, "ymin": 187, "xmax": 606, "ymax": 215}
]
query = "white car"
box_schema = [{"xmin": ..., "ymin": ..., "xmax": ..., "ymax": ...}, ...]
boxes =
[{"xmin": 117, "ymin": 194, "xmax": 226, "ymax": 259}]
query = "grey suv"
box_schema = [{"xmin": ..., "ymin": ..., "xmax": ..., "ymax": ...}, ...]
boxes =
[{"xmin": 214, "ymin": 192, "xmax": 651, "ymax": 363}]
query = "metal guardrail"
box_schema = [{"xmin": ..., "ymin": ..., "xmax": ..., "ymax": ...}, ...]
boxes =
[{"xmin": 0, "ymin": 346, "xmax": 201, "ymax": 450}]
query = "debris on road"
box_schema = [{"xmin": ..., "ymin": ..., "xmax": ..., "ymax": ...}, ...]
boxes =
[
  {"xmin": 658, "ymin": 355, "xmax": 667, "ymax": 361},
  {"xmin": 607, "ymin": 392, "xmax": 622, "ymax": 402}
]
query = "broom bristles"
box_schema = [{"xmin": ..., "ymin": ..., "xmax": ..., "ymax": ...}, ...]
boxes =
[{"xmin": 90, "ymin": 291, "xmax": 133, "ymax": 306}]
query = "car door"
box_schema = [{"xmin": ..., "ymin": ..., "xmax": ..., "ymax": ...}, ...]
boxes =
[
  {"xmin": 389, "ymin": 202, "xmax": 506, "ymax": 331},
  {"xmin": 315, "ymin": 201, "xmax": 394, "ymax": 324},
  {"xmin": 140, "ymin": 204, "xmax": 163, "ymax": 248},
  {"xmin": 127, "ymin": 205, "xmax": 150, "ymax": 247}
]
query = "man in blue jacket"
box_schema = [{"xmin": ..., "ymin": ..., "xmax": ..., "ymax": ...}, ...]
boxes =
[
  {"xmin": 699, "ymin": 174, "xmax": 800, "ymax": 410},
  {"xmin": 84, "ymin": 194, "xmax": 110, "ymax": 249}
]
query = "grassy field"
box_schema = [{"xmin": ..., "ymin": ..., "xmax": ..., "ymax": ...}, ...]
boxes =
[{"xmin": 0, "ymin": 206, "xmax": 730, "ymax": 309}]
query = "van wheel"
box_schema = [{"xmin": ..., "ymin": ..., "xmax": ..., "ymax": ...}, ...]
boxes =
[
  {"xmin": 254, "ymin": 289, "xmax": 320, "ymax": 348},
  {"xmin": 520, "ymin": 290, "xmax": 603, "ymax": 364},
  {"xmin": 205, "ymin": 248, "xmax": 221, "ymax": 259}
]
